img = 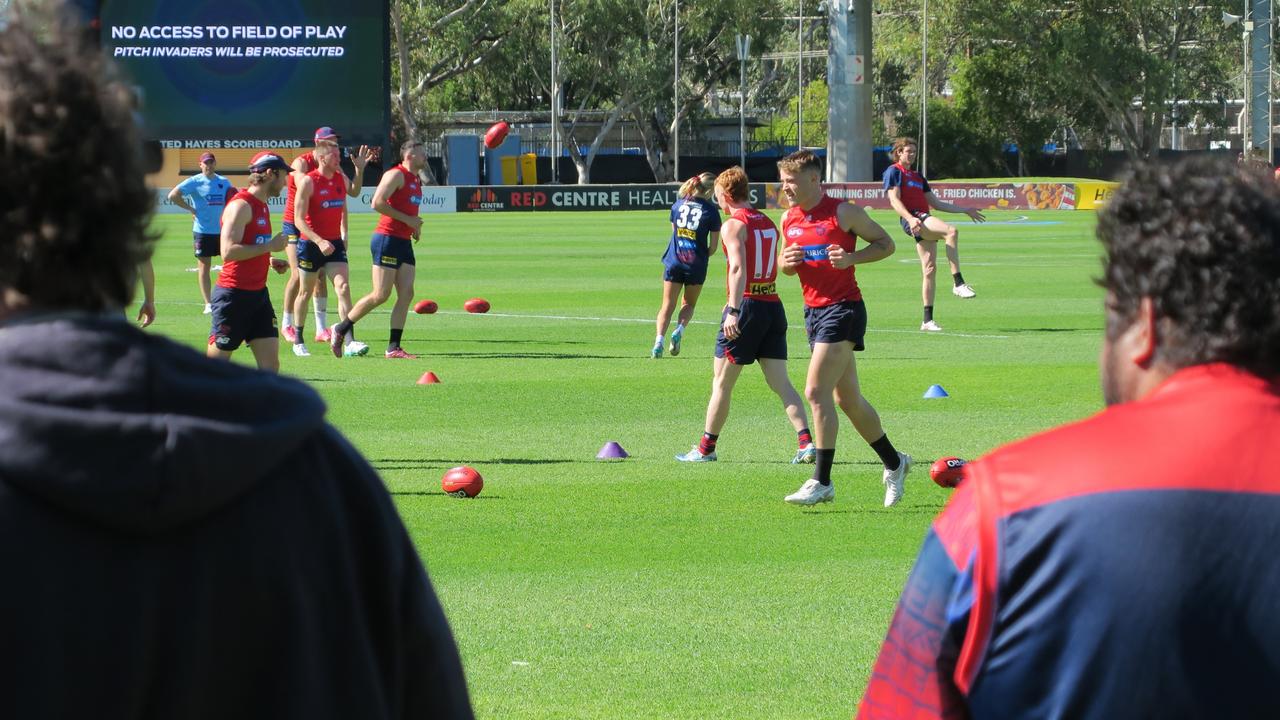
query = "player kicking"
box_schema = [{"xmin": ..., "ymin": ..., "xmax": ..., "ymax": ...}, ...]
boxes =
[
  {"xmin": 676, "ymin": 167, "xmax": 814, "ymax": 465},
  {"xmin": 330, "ymin": 139, "xmax": 426, "ymax": 359},
  {"xmin": 778, "ymin": 150, "xmax": 911, "ymax": 506},
  {"xmin": 883, "ymin": 137, "xmax": 984, "ymax": 332},
  {"xmin": 207, "ymin": 152, "xmax": 291, "ymax": 371},
  {"xmin": 290, "ymin": 141, "xmax": 372, "ymax": 357}
]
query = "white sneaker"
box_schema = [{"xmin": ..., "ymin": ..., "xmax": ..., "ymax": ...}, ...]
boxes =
[
  {"xmin": 343, "ymin": 340, "xmax": 370, "ymax": 357},
  {"xmin": 202, "ymin": 303, "xmax": 212, "ymax": 315},
  {"xmin": 920, "ymin": 320, "xmax": 943, "ymax": 332},
  {"xmin": 953, "ymin": 283, "xmax": 977, "ymax": 299},
  {"xmin": 669, "ymin": 327, "xmax": 684, "ymax": 356},
  {"xmin": 785, "ymin": 478, "xmax": 834, "ymax": 505},
  {"xmin": 291, "ymin": 343, "xmax": 311, "ymax": 357},
  {"xmin": 882, "ymin": 452, "xmax": 912, "ymax": 507},
  {"xmin": 791, "ymin": 443, "xmax": 816, "ymax": 464},
  {"xmin": 675, "ymin": 446, "xmax": 716, "ymax": 462}
]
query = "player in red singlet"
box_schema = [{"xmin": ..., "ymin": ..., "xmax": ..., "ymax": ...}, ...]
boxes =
[
  {"xmin": 884, "ymin": 136, "xmax": 984, "ymax": 332},
  {"xmin": 330, "ymin": 139, "xmax": 427, "ymax": 359},
  {"xmin": 777, "ymin": 150, "xmax": 912, "ymax": 507},
  {"xmin": 206, "ymin": 152, "xmax": 291, "ymax": 372},
  {"xmin": 281, "ymin": 131, "xmax": 329, "ymax": 343},
  {"xmin": 290, "ymin": 141, "xmax": 370, "ymax": 357},
  {"xmin": 675, "ymin": 166, "xmax": 815, "ymax": 465}
]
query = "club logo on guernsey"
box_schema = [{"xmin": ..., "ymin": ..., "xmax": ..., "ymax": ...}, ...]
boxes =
[
  {"xmin": 256, "ymin": 217, "xmax": 267, "ymax": 226},
  {"xmin": 802, "ymin": 244, "xmax": 829, "ymax": 261}
]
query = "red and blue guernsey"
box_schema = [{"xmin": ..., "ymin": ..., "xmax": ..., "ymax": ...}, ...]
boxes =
[
  {"xmin": 374, "ymin": 164, "xmax": 422, "ymax": 239},
  {"xmin": 882, "ymin": 162, "xmax": 931, "ymax": 215},
  {"xmin": 782, "ymin": 195, "xmax": 862, "ymax": 307},
  {"xmin": 731, "ymin": 207, "xmax": 780, "ymax": 302},
  {"xmin": 217, "ymin": 190, "xmax": 273, "ymax": 291},
  {"xmin": 305, "ymin": 169, "xmax": 347, "ymax": 240},
  {"xmin": 858, "ymin": 363, "xmax": 1280, "ymax": 720},
  {"xmin": 282, "ymin": 151, "xmax": 318, "ymax": 225}
]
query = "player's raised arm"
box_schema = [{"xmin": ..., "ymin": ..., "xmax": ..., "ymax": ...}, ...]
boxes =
[{"xmin": 347, "ymin": 145, "xmax": 373, "ymax": 198}]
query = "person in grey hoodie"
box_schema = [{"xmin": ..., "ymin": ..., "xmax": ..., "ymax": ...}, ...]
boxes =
[{"xmin": 0, "ymin": 6, "xmax": 473, "ymax": 719}]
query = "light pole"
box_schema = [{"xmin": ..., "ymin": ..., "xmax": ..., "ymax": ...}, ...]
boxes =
[
  {"xmin": 550, "ymin": 0, "xmax": 559, "ymax": 183},
  {"xmin": 920, "ymin": 0, "xmax": 928, "ymax": 175},
  {"xmin": 736, "ymin": 34, "xmax": 752, "ymax": 170},
  {"xmin": 674, "ymin": 0, "xmax": 680, "ymax": 181},
  {"xmin": 797, "ymin": 0, "xmax": 803, "ymax": 149}
]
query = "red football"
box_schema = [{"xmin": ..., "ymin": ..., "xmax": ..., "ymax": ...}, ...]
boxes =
[
  {"xmin": 929, "ymin": 457, "xmax": 968, "ymax": 488},
  {"xmin": 442, "ymin": 466, "xmax": 483, "ymax": 498},
  {"xmin": 463, "ymin": 298, "xmax": 490, "ymax": 314},
  {"xmin": 413, "ymin": 298, "xmax": 438, "ymax": 314},
  {"xmin": 483, "ymin": 121, "xmax": 510, "ymax": 150}
]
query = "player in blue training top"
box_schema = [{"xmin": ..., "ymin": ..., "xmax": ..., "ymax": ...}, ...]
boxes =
[
  {"xmin": 168, "ymin": 152, "xmax": 235, "ymax": 315},
  {"xmin": 652, "ymin": 172, "xmax": 721, "ymax": 358},
  {"xmin": 883, "ymin": 137, "xmax": 984, "ymax": 332}
]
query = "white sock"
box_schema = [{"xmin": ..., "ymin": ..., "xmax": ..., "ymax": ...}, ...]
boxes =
[
  {"xmin": 655, "ymin": 334, "xmax": 664, "ymax": 346},
  {"xmin": 282, "ymin": 312, "xmax": 294, "ymax": 328},
  {"xmin": 313, "ymin": 300, "xmax": 327, "ymax": 329},
  {"xmin": 673, "ymin": 323, "xmax": 685, "ymax": 335}
]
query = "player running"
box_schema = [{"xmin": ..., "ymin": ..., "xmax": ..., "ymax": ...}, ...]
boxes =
[
  {"xmin": 653, "ymin": 172, "xmax": 720, "ymax": 358},
  {"xmin": 167, "ymin": 152, "xmax": 234, "ymax": 315},
  {"xmin": 675, "ymin": 167, "xmax": 814, "ymax": 464},
  {"xmin": 206, "ymin": 152, "xmax": 291, "ymax": 372},
  {"xmin": 883, "ymin": 137, "xmax": 984, "ymax": 332},
  {"xmin": 778, "ymin": 150, "xmax": 911, "ymax": 507},
  {"xmin": 330, "ymin": 139, "xmax": 427, "ymax": 359},
  {"xmin": 290, "ymin": 141, "xmax": 372, "ymax": 357}
]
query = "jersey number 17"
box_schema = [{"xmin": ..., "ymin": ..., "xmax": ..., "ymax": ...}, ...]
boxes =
[{"xmin": 752, "ymin": 228, "xmax": 777, "ymax": 279}]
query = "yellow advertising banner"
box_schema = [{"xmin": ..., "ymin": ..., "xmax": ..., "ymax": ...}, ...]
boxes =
[{"xmin": 1075, "ymin": 182, "xmax": 1119, "ymax": 210}]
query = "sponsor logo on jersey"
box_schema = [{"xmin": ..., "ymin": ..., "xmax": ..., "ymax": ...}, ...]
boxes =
[
  {"xmin": 254, "ymin": 234, "xmax": 271, "ymax": 245},
  {"xmin": 802, "ymin": 244, "xmax": 829, "ymax": 261},
  {"xmin": 748, "ymin": 282, "xmax": 777, "ymax": 295},
  {"xmin": 321, "ymin": 199, "xmax": 344, "ymax": 209},
  {"xmin": 409, "ymin": 195, "xmax": 421, "ymax": 205}
]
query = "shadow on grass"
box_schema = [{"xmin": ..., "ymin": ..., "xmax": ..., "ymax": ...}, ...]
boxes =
[
  {"xmin": 427, "ymin": 351, "xmax": 633, "ymax": 360},
  {"xmin": 389, "ymin": 491, "xmax": 504, "ymax": 500},
  {"xmin": 997, "ymin": 327, "xmax": 1098, "ymax": 333},
  {"xmin": 372, "ymin": 457, "xmax": 584, "ymax": 470},
  {"xmin": 428, "ymin": 338, "xmax": 589, "ymax": 346},
  {"xmin": 797, "ymin": 507, "xmax": 938, "ymax": 516}
]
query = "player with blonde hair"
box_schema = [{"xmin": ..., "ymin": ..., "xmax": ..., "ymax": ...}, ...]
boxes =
[{"xmin": 653, "ymin": 172, "xmax": 720, "ymax": 358}]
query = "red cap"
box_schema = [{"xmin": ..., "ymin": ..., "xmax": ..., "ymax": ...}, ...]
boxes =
[
  {"xmin": 199, "ymin": 152, "xmax": 216, "ymax": 163},
  {"xmin": 313, "ymin": 127, "xmax": 340, "ymax": 142}
]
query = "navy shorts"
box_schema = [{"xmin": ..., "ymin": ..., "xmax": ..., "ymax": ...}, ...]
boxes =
[
  {"xmin": 371, "ymin": 233, "xmax": 415, "ymax": 268},
  {"xmin": 663, "ymin": 263, "xmax": 707, "ymax": 286},
  {"xmin": 297, "ymin": 237, "xmax": 347, "ymax": 272},
  {"xmin": 716, "ymin": 298, "xmax": 788, "ymax": 365},
  {"xmin": 209, "ymin": 286, "xmax": 277, "ymax": 351},
  {"xmin": 804, "ymin": 300, "xmax": 867, "ymax": 351},
  {"xmin": 282, "ymin": 221, "xmax": 300, "ymax": 243},
  {"xmin": 193, "ymin": 232, "xmax": 221, "ymax": 258},
  {"xmin": 899, "ymin": 211, "xmax": 931, "ymax": 240}
]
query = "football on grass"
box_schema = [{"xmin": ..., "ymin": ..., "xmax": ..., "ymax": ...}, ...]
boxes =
[
  {"xmin": 464, "ymin": 298, "xmax": 490, "ymax": 314},
  {"xmin": 483, "ymin": 121, "xmax": 510, "ymax": 149},
  {"xmin": 929, "ymin": 457, "xmax": 967, "ymax": 488},
  {"xmin": 414, "ymin": 299, "xmax": 438, "ymax": 314},
  {"xmin": 442, "ymin": 466, "xmax": 483, "ymax": 498}
]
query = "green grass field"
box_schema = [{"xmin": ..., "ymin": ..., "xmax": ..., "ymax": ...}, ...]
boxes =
[{"xmin": 140, "ymin": 206, "xmax": 1103, "ymax": 719}]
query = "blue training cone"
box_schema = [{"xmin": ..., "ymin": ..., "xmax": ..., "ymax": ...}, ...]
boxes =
[{"xmin": 923, "ymin": 384, "xmax": 950, "ymax": 399}]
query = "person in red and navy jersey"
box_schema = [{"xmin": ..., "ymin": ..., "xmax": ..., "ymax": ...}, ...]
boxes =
[
  {"xmin": 290, "ymin": 140, "xmax": 372, "ymax": 358},
  {"xmin": 674, "ymin": 166, "xmax": 815, "ymax": 465},
  {"xmin": 652, "ymin": 172, "xmax": 721, "ymax": 358},
  {"xmin": 331, "ymin": 139, "xmax": 428, "ymax": 359},
  {"xmin": 883, "ymin": 137, "xmax": 985, "ymax": 332},
  {"xmin": 859, "ymin": 156, "xmax": 1280, "ymax": 720},
  {"xmin": 777, "ymin": 150, "xmax": 912, "ymax": 507},
  {"xmin": 206, "ymin": 151, "xmax": 291, "ymax": 372},
  {"xmin": 281, "ymin": 131, "xmax": 330, "ymax": 344}
]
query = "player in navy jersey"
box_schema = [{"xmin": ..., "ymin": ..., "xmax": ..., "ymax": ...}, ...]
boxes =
[
  {"xmin": 675, "ymin": 166, "xmax": 815, "ymax": 465},
  {"xmin": 653, "ymin": 172, "xmax": 721, "ymax": 358},
  {"xmin": 883, "ymin": 137, "xmax": 985, "ymax": 332},
  {"xmin": 167, "ymin": 152, "xmax": 234, "ymax": 315},
  {"xmin": 859, "ymin": 156, "xmax": 1280, "ymax": 719}
]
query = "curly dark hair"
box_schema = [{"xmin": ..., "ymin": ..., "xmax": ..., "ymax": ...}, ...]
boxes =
[
  {"xmin": 1098, "ymin": 155, "xmax": 1280, "ymax": 376},
  {"xmin": 0, "ymin": 4, "xmax": 156, "ymax": 312}
]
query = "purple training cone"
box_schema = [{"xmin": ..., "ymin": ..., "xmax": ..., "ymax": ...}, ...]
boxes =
[{"xmin": 596, "ymin": 441, "xmax": 629, "ymax": 460}]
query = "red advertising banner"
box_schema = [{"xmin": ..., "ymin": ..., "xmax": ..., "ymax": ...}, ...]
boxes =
[{"xmin": 760, "ymin": 182, "xmax": 1077, "ymax": 211}]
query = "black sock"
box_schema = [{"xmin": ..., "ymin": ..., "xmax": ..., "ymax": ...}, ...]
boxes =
[
  {"xmin": 923, "ymin": 305, "xmax": 934, "ymax": 323},
  {"xmin": 699, "ymin": 432, "xmax": 718, "ymax": 455},
  {"xmin": 294, "ymin": 321, "xmax": 306, "ymax": 343},
  {"xmin": 870, "ymin": 434, "xmax": 900, "ymax": 470},
  {"xmin": 953, "ymin": 272, "xmax": 966, "ymax": 287},
  {"xmin": 797, "ymin": 428, "xmax": 813, "ymax": 447},
  {"xmin": 814, "ymin": 449, "xmax": 836, "ymax": 485},
  {"xmin": 336, "ymin": 318, "xmax": 354, "ymax": 336},
  {"xmin": 389, "ymin": 328, "xmax": 403, "ymax": 349}
]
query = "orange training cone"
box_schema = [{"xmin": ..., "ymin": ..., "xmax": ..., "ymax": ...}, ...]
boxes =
[{"xmin": 417, "ymin": 371, "xmax": 442, "ymax": 385}]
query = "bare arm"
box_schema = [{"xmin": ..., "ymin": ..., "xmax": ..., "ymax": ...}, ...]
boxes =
[
  {"xmin": 719, "ymin": 219, "xmax": 747, "ymax": 340},
  {"xmin": 220, "ymin": 199, "xmax": 287, "ymax": 261},
  {"xmin": 167, "ymin": 185, "xmax": 195, "ymax": 215},
  {"xmin": 372, "ymin": 168, "xmax": 422, "ymax": 236},
  {"xmin": 292, "ymin": 176, "xmax": 331, "ymax": 252},
  {"xmin": 346, "ymin": 145, "xmax": 373, "ymax": 197},
  {"xmin": 925, "ymin": 191, "xmax": 986, "ymax": 222},
  {"xmin": 828, "ymin": 202, "xmax": 894, "ymax": 268},
  {"xmin": 706, "ymin": 231, "xmax": 719, "ymax": 258},
  {"xmin": 886, "ymin": 186, "xmax": 924, "ymax": 238},
  {"xmin": 136, "ymin": 259, "xmax": 155, "ymax": 327}
]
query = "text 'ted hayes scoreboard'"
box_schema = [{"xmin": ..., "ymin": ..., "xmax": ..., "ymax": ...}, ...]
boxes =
[{"xmin": 102, "ymin": 0, "xmax": 389, "ymax": 149}]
